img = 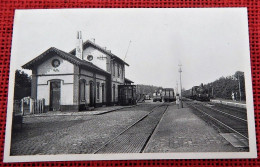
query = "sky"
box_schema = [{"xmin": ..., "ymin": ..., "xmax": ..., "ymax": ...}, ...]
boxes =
[{"xmin": 11, "ymin": 8, "xmax": 251, "ymax": 90}]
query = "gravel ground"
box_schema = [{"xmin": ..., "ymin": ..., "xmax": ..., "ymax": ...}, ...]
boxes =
[{"xmin": 10, "ymin": 104, "xmax": 157, "ymax": 155}]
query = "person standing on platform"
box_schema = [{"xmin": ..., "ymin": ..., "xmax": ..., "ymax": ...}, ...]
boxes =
[
  {"xmin": 176, "ymin": 94, "xmax": 180, "ymax": 109},
  {"xmin": 231, "ymin": 92, "xmax": 235, "ymax": 101}
]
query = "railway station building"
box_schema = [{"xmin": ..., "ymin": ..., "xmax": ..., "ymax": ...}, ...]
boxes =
[{"xmin": 22, "ymin": 31, "xmax": 132, "ymax": 112}]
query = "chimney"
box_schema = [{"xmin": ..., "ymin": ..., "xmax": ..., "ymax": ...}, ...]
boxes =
[{"xmin": 76, "ymin": 31, "xmax": 83, "ymax": 59}]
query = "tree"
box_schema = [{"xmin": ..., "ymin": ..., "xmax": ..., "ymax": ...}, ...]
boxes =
[
  {"xmin": 14, "ymin": 70, "xmax": 31, "ymax": 100},
  {"xmin": 203, "ymin": 71, "xmax": 245, "ymax": 101}
]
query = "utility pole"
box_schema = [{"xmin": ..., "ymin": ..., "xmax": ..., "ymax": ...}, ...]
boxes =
[
  {"xmin": 178, "ymin": 64, "xmax": 183, "ymax": 108},
  {"xmin": 176, "ymin": 80, "xmax": 179, "ymax": 95},
  {"xmin": 124, "ymin": 40, "xmax": 132, "ymax": 61},
  {"xmin": 238, "ymin": 74, "xmax": 242, "ymax": 101},
  {"xmin": 212, "ymin": 86, "xmax": 214, "ymax": 97}
]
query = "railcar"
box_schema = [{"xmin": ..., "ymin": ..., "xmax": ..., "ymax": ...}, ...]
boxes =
[
  {"xmin": 162, "ymin": 88, "xmax": 175, "ymax": 102},
  {"xmin": 118, "ymin": 85, "xmax": 137, "ymax": 106},
  {"xmin": 152, "ymin": 92, "xmax": 162, "ymax": 102},
  {"xmin": 190, "ymin": 84, "xmax": 210, "ymax": 101},
  {"xmin": 145, "ymin": 94, "xmax": 151, "ymax": 100}
]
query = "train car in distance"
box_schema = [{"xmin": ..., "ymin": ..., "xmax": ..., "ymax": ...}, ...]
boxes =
[
  {"xmin": 145, "ymin": 94, "xmax": 151, "ymax": 100},
  {"xmin": 190, "ymin": 84, "xmax": 210, "ymax": 101},
  {"xmin": 118, "ymin": 85, "xmax": 137, "ymax": 106},
  {"xmin": 161, "ymin": 88, "xmax": 175, "ymax": 102},
  {"xmin": 152, "ymin": 92, "xmax": 162, "ymax": 102}
]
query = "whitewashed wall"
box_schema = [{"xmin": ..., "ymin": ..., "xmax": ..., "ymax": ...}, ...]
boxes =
[
  {"xmin": 37, "ymin": 55, "xmax": 74, "ymax": 75},
  {"xmin": 37, "ymin": 55, "xmax": 75, "ymax": 106},
  {"xmin": 82, "ymin": 46, "xmax": 109, "ymax": 72}
]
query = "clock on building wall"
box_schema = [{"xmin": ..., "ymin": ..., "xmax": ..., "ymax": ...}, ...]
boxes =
[
  {"xmin": 52, "ymin": 59, "xmax": 60, "ymax": 68},
  {"xmin": 87, "ymin": 55, "xmax": 93, "ymax": 61}
]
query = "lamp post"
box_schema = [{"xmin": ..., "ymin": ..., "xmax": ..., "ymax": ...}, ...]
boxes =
[{"xmin": 178, "ymin": 64, "xmax": 183, "ymax": 108}]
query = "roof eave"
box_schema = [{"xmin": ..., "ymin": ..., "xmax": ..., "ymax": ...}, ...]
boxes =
[{"xmin": 79, "ymin": 64, "xmax": 110, "ymax": 76}]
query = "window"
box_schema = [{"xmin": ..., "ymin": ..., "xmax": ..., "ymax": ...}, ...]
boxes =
[
  {"xmin": 113, "ymin": 62, "xmax": 115, "ymax": 76},
  {"xmin": 121, "ymin": 66, "xmax": 123, "ymax": 79},
  {"xmin": 101, "ymin": 83, "xmax": 105, "ymax": 102},
  {"xmin": 113, "ymin": 84, "xmax": 115, "ymax": 102},
  {"xmin": 97, "ymin": 82, "xmax": 100, "ymax": 100},
  {"xmin": 118, "ymin": 64, "xmax": 120, "ymax": 77},
  {"xmin": 79, "ymin": 80, "xmax": 85, "ymax": 101}
]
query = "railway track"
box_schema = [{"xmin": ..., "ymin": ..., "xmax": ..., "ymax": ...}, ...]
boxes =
[
  {"xmin": 209, "ymin": 103, "xmax": 247, "ymax": 116},
  {"xmin": 203, "ymin": 103, "xmax": 247, "ymax": 122},
  {"xmin": 93, "ymin": 103, "xmax": 168, "ymax": 153},
  {"xmin": 187, "ymin": 101, "xmax": 248, "ymax": 146}
]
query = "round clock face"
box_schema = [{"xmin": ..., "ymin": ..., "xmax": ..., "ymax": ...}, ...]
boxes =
[
  {"xmin": 87, "ymin": 55, "xmax": 93, "ymax": 61},
  {"xmin": 52, "ymin": 59, "xmax": 60, "ymax": 68}
]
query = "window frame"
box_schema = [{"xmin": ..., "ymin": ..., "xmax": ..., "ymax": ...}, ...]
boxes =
[
  {"xmin": 97, "ymin": 82, "xmax": 100, "ymax": 100},
  {"xmin": 79, "ymin": 79, "xmax": 86, "ymax": 101},
  {"xmin": 118, "ymin": 64, "xmax": 120, "ymax": 78},
  {"xmin": 113, "ymin": 62, "xmax": 115, "ymax": 76}
]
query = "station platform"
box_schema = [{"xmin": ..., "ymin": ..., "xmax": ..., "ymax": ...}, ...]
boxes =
[
  {"xmin": 143, "ymin": 103, "xmax": 243, "ymax": 152},
  {"xmin": 210, "ymin": 99, "xmax": 246, "ymax": 109}
]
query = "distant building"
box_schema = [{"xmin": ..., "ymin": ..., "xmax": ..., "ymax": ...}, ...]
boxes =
[{"xmin": 22, "ymin": 31, "xmax": 132, "ymax": 111}]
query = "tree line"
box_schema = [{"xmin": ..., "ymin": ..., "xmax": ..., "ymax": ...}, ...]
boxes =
[
  {"xmin": 14, "ymin": 70, "xmax": 31, "ymax": 100},
  {"xmin": 136, "ymin": 84, "xmax": 163, "ymax": 97},
  {"xmin": 183, "ymin": 71, "xmax": 246, "ymax": 101}
]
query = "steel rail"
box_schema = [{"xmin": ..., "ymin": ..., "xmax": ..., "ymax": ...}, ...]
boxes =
[
  {"xmin": 213, "ymin": 103, "xmax": 246, "ymax": 113},
  {"xmin": 141, "ymin": 104, "xmax": 169, "ymax": 153},
  {"xmin": 93, "ymin": 103, "xmax": 167, "ymax": 154},
  {"xmin": 140, "ymin": 104, "xmax": 169, "ymax": 153},
  {"xmin": 188, "ymin": 103, "xmax": 248, "ymax": 140},
  {"xmin": 202, "ymin": 104, "xmax": 247, "ymax": 122}
]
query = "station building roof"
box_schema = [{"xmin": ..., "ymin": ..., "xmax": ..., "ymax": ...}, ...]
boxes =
[
  {"xmin": 22, "ymin": 47, "xmax": 110, "ymax": 76},
  {"xmin": 69, "ymin": 40, "xmax": 129, "ymax": 66},
  {"xmin": 125, "ymin": 78, "xmax": 134, "ymax": 84}
]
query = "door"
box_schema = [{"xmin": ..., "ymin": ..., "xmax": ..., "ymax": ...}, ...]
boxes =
[
  {"xmin": 101, "ymin": 84, "xmax": 105, "ymax": 103},
  {"xmin": 113, "ymin": 84, "xmax": 115, "ymax": 103},
  {"xmin": 89, "ymin": 81, "xmax": 94, "ymax": 107},
  {"xmin": 50, "ymin": 80, "xmax": 61, "ymax": 111}
]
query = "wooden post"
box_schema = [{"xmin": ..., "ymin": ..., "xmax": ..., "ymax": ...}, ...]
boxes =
[
  {"xmin": 21, "ymin": 99, "xmax": 24, "ymax": 116},
  {"xmin": 36, "ymin": 100, "xmax": 38, "ymax": 114},
  {"xmin": 42, "ymin": 99, "xmax": 45, "ymax": 113},
  {"xmin": 29, "ymin": 98, "xmax": 34, "ymax": 114},
  {"xmin": 39, "ymin": 100, "xmax": 41, "ymax": 113},
  {"xmin": 35, "ymin": 100, "xmax": 37, "ymax": 114}
]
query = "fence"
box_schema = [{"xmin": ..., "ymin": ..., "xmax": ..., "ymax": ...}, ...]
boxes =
[{"xmin": 14, "ymin": 97, "xmax": 45, "ymax": 115}]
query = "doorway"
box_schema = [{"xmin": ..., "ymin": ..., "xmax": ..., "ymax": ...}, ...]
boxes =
[
  {"xmin": 50, "ymin": 80, "xmax": 61, "ymax": 111},
  {"xmin": 101, "ymin": 83, "xmax": 105, "ymax": 104},
  {"xmin": 89, "ymin": 81, "xmax": 94, "ymax": 107}
]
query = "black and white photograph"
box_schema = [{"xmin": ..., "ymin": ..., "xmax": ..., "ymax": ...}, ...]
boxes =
[{"xmin": 4, "ymin": 8, "xmax": 257, "ymax": 162}]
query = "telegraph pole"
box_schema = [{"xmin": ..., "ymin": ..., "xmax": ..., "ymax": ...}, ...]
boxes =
[
  {"xmin": 238, "ymin": 74, "xmax": 242, "ymax": 101},
  {"xmin": 176, "ymin": 80, "xmax": 179, "ymax": 95},
  {"xmin": 124, "ymin": 40, "xmax": 132, "ymax": 61},
  {"xmin": 178, "ymin": 64, "xmax": 183, "ymax": 108}
]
